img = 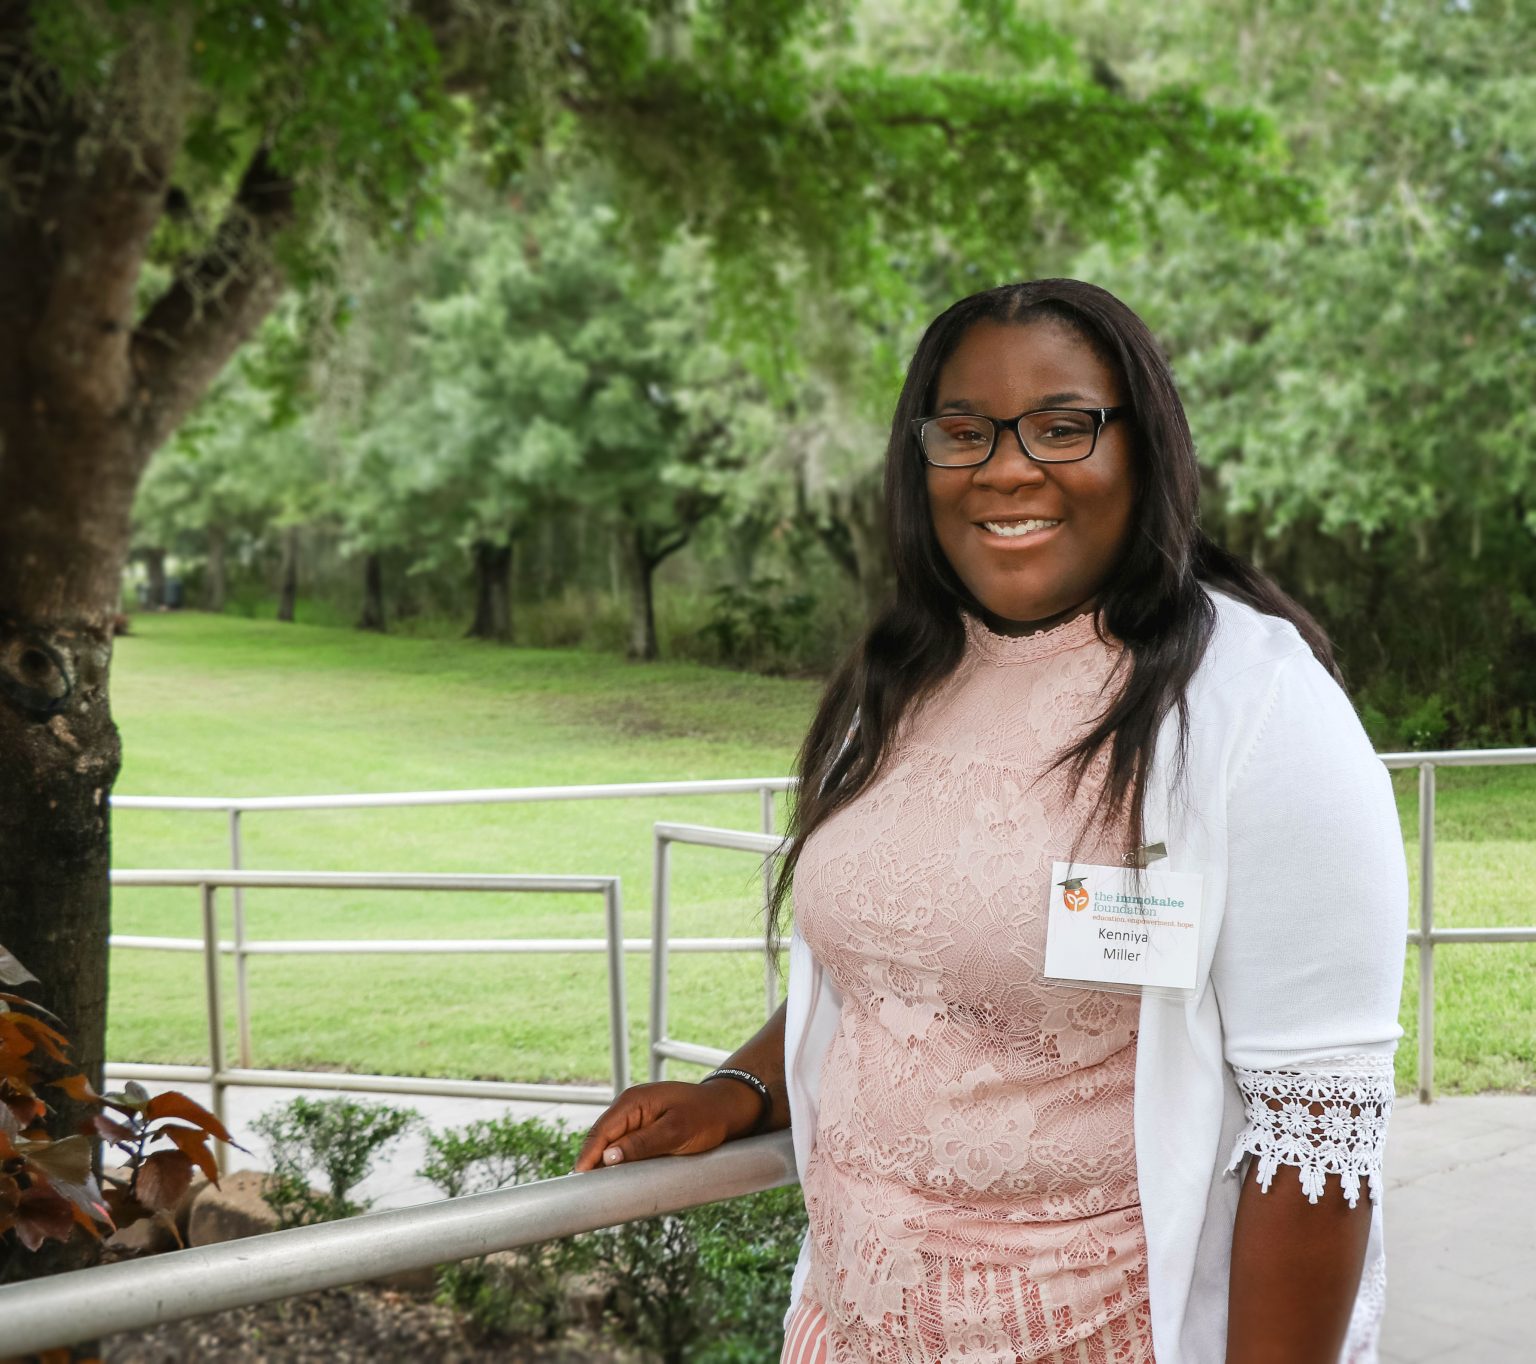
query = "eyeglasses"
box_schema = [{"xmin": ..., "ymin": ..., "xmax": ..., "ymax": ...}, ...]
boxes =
[{"xmin": 912, "ymin": 406, "xmax": 1127, "ymax": 467}]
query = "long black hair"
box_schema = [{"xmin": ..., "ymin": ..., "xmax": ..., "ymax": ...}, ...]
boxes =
[{"xmin": 770, "ymin": 279, "xmax": 1337, "ymax": 937}]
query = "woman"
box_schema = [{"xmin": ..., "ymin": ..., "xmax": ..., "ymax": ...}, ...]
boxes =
[{"xmin": 574, "ymin": 280, "xmax": 1406, "ymax": 1364}]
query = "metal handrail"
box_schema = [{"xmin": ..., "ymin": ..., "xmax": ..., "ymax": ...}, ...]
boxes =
[
  {"xmin": 649, "ymin": 823, "xmax": 791, "ymax": 1077},
  {"xmin": 110, "ymin": 777, "xmax": 798, "ymax": 812},
  {"xmin": 110, "ymin": 755, "xmax": 1536, "ymax": 1106},
  {"xmin": 111, "ymin": 777, "xmax": 789, "ymax": 1070},
  {"xmin": 0, "ymin": 1130, "xmax": 799, "ymax": 1356},
  {"xmin": 105, "ymin": 871, "xmax": 632, "ymax": 1134}
]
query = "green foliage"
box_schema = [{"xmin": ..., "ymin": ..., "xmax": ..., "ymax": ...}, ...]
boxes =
[
  {"xmin": 425, "ymin": 1109, "xmax": 808, "ymax": 1357},
  {"xmin": 33, "ymin": 0, "xmax": 458, "ymax": 250},
  {"xmin": 251, "ymin": 1096, "xmax": 419, "ymax": 1227},
  {"xmin": 1060, "ymin": 0, "xmax": 1536, "ymax": 746},
  {"xmin": 686, "ymin": 1186, "xmax": 811, "ymax": 1363},
  {"xmin": 700, "ymin": 578, "xmax": 819, "ymax": 672},
  {"xmin": 420, "ymin": 1115, "xmax": 582, "ymax": 1200},
  {"xmin": 421, "ymin": 1116, "xmax": 589, "ymax": 1341},
  {"xmin": 587, "ymin": 1213, "xmax": 702, "ymax": 1363}
]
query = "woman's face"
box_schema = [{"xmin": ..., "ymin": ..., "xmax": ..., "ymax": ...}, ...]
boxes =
[{"xmin": 926, "ymin": 320, "xmax": 1137, "ymax": 634}]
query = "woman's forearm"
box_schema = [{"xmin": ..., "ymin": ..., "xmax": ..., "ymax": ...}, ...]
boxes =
[
  {"xmin": 708, "ymin": 1001, "xmax": 790, "ymax": 1135},
  {"xmin": 1225, "ymin": 1161, "xmax": 1372, "ymax": 1363}
]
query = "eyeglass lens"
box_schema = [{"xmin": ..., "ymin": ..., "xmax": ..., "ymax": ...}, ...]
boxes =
[{"xmin": 922, "ymin": 410, "xmax": 1098, "ymax": 465}]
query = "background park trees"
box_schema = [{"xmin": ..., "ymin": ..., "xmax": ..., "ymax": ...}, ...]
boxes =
[{"xmin": 0, "ymin": 0, "xmax": 1296, "ymax": 1281}]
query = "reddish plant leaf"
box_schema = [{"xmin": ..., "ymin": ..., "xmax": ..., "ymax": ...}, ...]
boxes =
[
  {"xmin": 0, "ymin": 1128, "xmax": 16, "ymax": 1159},
  {"xmin": 16, "ymin": 1134, "xmax": 92, "ymax": 1185},
  {"xmin": 83, "ymin": 1113, "xmax": 137, "ymax": 1146},
  {"xmin": 157, "ymin": 1123, "xmax": 219, "ymax": 1184},
  {"xmin": 104, "ymin": 1181, "xmax": 149, "ymax": 1228},
  {"xmin": 13, "ymin": 1184, "xmax": 77, "ymax": 1251},
  {"xmin": 0, "ymin": 1171, "xmax": 19, "ymax": 1213},
  {"xmin": 0, "ymin": 991, "xmax": 63, "ymax": 1024},
  {"xmin": 0, "ymin": 1014, "xmax": 35, "ymax": 1059},
  {"xmin": 136, "ymin": 1149, "xmax": 194, "ymax": 1213},
  {"xmin": 0, "ymin": 1011, "xmax": 71, "ymax": 1063},
  {"xmin": 43, "ymin": 1165, "xmax": 113, "ymax": 1231},
  {"xmin": 143, "ymin": 1090, "xmax": 236, "ymax": 1145},
  {"xmin": 54, "ymin": 1072, "xmax": 102, "ymax": 1105}
]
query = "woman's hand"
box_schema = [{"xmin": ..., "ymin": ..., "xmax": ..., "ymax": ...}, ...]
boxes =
[
  {"xmin": 571, "ymin": 1077, "xmax": 763, "ymax": 1172},
  {"xmin": 574, "ymin": 1005, "xmax": 791, "ymax": 1173}
]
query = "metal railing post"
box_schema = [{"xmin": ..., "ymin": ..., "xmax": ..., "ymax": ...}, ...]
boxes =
[
  {"xmin": 603, "ymin": 880, "xmax": 630, "ymax": 1097},
  {"xmin": 1418, "ymin": 762, "xmax": 1436, "ymax": 1104},
  {"xmin": 650, "ymin": 833, "xmax": 671, "ymax": 1082},
  {"xmin": 229, "ymin": 808, "xmax": 252, "ymax": 1068},
  {"xmin": 760, "ymin": 786, "xmax": 778, "ymax": 1017},
  {"xmin": 199, "ymin": 882, "xmax": 228, "ymax": 1172}
]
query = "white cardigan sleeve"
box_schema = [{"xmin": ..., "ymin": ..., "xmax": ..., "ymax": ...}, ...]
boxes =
[{"xmin": 1209, "ymin": 647, "xmax": 1408, "ymax": 1208}]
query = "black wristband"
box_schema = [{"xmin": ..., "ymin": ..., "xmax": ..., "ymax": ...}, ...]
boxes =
[{"xmin": 703, "ymin": 1067, "xmax": 773, "ymax": 1134}]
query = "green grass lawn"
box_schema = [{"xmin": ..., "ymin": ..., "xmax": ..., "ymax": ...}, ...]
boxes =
[{"xmin": 107, "ymin": 612, "xmax": 1535, "ymax": 1097}]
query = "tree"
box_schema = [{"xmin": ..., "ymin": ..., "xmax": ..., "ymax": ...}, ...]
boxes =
[
  {"xmin": 0, "ymin": 0, "xmax": 1300, "ymax": 1291},
  {"xmin": 1056, "ymin": 0, "xmax": 1536, "ymax": 743}
]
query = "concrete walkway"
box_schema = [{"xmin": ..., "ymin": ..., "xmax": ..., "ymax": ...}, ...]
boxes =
[
  {"xmin": 1379, "ymin": 1094, "xmax": 1536, "ymax": 1363},
  {"xmin": 119, "ymin": 1077, "xmax": 1535, "ymax": 1359}
]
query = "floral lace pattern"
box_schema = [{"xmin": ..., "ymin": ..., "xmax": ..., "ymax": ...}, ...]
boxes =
[
  {"xmin": 795, "ymin": 611, "xmax": 1155, "ymax": 1362},
  {"xmin": 1224, "ymin": 1056, "xmax": 1395, "ymax": 1209}
]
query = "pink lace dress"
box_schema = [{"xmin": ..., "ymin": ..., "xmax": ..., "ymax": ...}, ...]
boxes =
[{"xmin": 790, "ymin": 610, "xmax": 1155, "ymax": 1363}]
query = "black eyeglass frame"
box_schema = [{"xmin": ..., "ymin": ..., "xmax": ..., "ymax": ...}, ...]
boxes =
[{"xmin": 911, "ymin": 405, "xmax": 1129, "ymax": 468}]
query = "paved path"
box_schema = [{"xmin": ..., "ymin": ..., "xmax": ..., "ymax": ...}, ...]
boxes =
[
  {"xmin": 119, "ymin": 1076, "xmax": 1535, "ymax": 1359},
  {"xmin": 1379, "ymin": 1095, "xmax": 1536, "ymax": 1363}
]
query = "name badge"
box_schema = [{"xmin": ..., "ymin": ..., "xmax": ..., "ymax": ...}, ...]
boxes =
[{"xmin": 1043, "ymin": 858, "xmax": 1203, "ymax": 993}]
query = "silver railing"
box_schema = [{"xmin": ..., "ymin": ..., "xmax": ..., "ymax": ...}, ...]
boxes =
[
  {"xmin": 649, "ymin": 823, "xmax": 789, "ymax": 1079},
  {"xmin": 0, "ymin": 1129, "xmax": 799, "ymax": 1356},
  {"xmin": 111, "ymin": 778, "xmax": 791, "ymax": 1071},
  {"xmin": 1378, "ymin": 747, "xmax": 1536, "ymax": 1102},
  {"xmin": 111, "ymin": 755, "xmax": 1536, "ymax": 1108},
  {"xmin": 108, "ymin": 870, "xmax": 631, "ymax": 1152}
]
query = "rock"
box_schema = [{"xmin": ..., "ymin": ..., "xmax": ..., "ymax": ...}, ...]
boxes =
[
  {"xmin": 105, "ymin": 1209, "xmax": 180, "ymax": 1257},
  {"xmin": 188, "ymin": 1169, "xmax": 285, "ymax": 1246},
  {"xmin": 173, "ymin": 1173, "xmax": 211, "ymax": 1241}
]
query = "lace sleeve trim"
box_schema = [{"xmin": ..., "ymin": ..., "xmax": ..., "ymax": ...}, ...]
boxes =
[{"xmin": 1224, "ymin": 1055, "xmax": 1395, "ymax": 1209}]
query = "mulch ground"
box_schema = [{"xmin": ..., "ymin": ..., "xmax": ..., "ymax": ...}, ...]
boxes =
[{"xmin": 100, "ymin": 1284, "xmax": 625, "ymax": 1363}]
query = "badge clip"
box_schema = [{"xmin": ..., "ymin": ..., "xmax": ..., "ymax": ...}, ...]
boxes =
[{"xmin": 1121, "ymin": 840, "xmax": 1168, "ymax": 868}]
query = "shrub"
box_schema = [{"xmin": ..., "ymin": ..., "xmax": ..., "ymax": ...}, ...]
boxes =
[
  {"xmin": 420, "ymin": 1115, "xmax": 588, "ymax": 1341},
  {"xmin": 686, "ymin": 1185, "xmax": 808, "ymax": 1363},
  {"xmin": 417, "ymin": 1112, "xmax": 809, "ymax": 1360},
  {"xmin": 697, "ymin": 578, "xmax": 818, "ymax": 672},
  {"xmin": 251, "ymin": 1096, "xmax": 419, "ymax": 1228}
]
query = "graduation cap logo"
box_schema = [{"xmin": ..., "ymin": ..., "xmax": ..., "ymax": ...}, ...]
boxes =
[{"xmin": 1057, "ymin": 875, "xmax": 1089, "ymax": 912}]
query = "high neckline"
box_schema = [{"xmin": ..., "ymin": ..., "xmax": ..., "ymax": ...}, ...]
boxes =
[{"xmin": 962, "ymin": 607, "xmax": 1108, "ymax": 664}]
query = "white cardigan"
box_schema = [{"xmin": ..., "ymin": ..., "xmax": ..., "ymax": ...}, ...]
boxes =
[{"xmin": 783, "ymin": 589, "xmax": 1407, "ymax": 1363}]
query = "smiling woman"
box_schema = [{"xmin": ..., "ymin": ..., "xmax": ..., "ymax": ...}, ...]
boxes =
[
  {"xmin": 924, "ymin": 320, "xmax": 1137, "ymax": 635},
  {"xmin": 574, "ymin": 280, "xmax": 1408, "ymax": 1364}
]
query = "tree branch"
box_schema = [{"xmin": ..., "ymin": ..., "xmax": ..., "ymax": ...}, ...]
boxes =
[
  {"xmin": 11, "ymin": 7, "xmax": 182, "ymax": 416},
  {"xmin": 130, "ymin": 145, "xmax": 295, "ymax": 454}
]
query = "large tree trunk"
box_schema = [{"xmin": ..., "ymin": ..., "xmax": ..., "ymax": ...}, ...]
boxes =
[
  {"xmin": 466, "ymin": 540, "xmax": 513, "ymax": 642},
  {"xmin": 142, "ymin": 546, "xmax": 167, "ymax": 608},
  {"xmin": 276, "ymin": 525, "xmax": 299, "ymax": 622},
  {"xmin": 0, "ymin": 10, "xmax": 293, "ymax": 1299},
  {"xmin": 203, "ymin": 526, "xmax": 228, "ymax": 612},
  {"xmin": 358, "ymin": 552, "xmax": 387, "ymax": 631}
]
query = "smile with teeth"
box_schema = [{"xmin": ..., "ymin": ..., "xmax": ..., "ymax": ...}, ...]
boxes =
[{"xmin": 981, "ymin": 518, "xmax": 1061, "ymax": 538}]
